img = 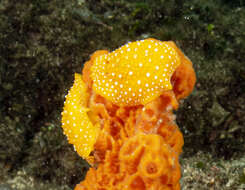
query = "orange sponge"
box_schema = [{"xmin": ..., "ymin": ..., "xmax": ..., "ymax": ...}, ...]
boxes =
[{"xmin": 61, "ymin": 38, "xmax": 196, "ymax": 190}]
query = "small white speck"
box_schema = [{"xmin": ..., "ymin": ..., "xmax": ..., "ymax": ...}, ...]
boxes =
[
  {"xmin": 146, "ymin": 73, "xmax": 150, "ymax": 77},
  {"xmin": 129, "ymin": 71, "xmax": 133, "ymax": 75},
  {"xmin": 118, "ymin": 74, "xmax": 122, "ymax": 78},
  {"xmin": 137, "ymin": 80, "xmax": 141, "ymax": 85}
]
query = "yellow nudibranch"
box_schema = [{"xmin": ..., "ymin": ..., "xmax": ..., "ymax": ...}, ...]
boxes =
[
  {"xmin": 61, "ymin": 74, "xmax": 99, "ymax": 159},
  {"xmin": 91, "ymin": 38, "xmax": 181, "ymax": 106},
  {"xmin": 61, "ymin": 38, "xmax": 182, "ymax": 160}
]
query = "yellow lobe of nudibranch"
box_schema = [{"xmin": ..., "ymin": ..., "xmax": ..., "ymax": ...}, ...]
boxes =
[
  {"xmin": 61, "ymin": 73, "xmax": 99, "ymax": 159},
  {"xmin": 90, "ymin": 38, "xmax": 181, "ymax": 106}
]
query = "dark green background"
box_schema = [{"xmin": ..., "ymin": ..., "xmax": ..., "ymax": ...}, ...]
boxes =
[{"xmin": 0, "ymin": 0, "xmax": 244, "ymax": 189}]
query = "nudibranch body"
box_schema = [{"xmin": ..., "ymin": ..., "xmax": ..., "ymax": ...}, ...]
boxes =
[
  {"xmin": 61, "ymin": 38, "xmax": 186, "ymax": 161},
  {"xmin": 91, "ymin": 38, "xmax": 181, "ymax": 106},
  {"xmin": 61, "ymin": 74, "xmax": 99, "ymax": 159}
]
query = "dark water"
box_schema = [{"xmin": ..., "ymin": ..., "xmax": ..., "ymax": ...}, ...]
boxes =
[{"xmin": 0, "ymin": 0, "xmax": 244, "ymax": 189}]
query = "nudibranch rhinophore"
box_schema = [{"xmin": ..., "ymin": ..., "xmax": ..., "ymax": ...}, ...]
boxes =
[{"xmin": 91, "ymin": 38, "xmax": 181, "ymax": 106}]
